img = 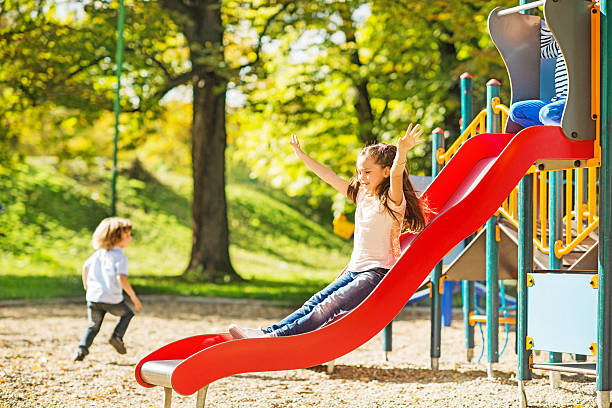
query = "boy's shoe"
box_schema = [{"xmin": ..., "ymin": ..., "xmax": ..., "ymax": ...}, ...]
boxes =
[
  {"xmin": 109, "ymin": 336, "xmax": 127, "ymax": 354},
  {"xmin": 228, "ymin": 324, "xmax": 267, "ymax": 339},
  {"xmin": 73, "ymin": 347, "xmax": 88, "ymax": 361}
]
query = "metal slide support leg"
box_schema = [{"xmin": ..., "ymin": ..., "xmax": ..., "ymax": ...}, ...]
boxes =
[
  {"xmin": 382, "ymin": 321, "xmax": 392, "ymax": 361},
  {"xmin": 549, "ymin": 352, "xmax": 562, "ymax": 389},
  {"xmin": 195, "ymin": 386, "xmax": 208, "ymax": 408},
  {"xmin": 463, "ymin": 281, "xmax": 475, "ymax": 361},
  {"xmin": 164, "ymin": 388, "xmax": 172, "ymax": 408},
  {"xmin": 518, "ymin": 380, "xmax": 528, "ymax": 408},
  {"xmin": 598, "ymin": 391, "xmax": 611, "ymax": 408},
  {"xmin": 327, "ymin": 360, "xmax": 335, "ymax": 374}
]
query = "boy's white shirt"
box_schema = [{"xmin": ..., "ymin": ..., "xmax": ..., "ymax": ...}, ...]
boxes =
[
  {"xmin": 347, "ymin": 188, "xmax": 406, "ymax": 272},
  {"xmin": 84, "ymin": 247, "xmax": 128, "ymax": 304}
]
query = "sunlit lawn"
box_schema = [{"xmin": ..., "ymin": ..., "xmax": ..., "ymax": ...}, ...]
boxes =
[{"xmin": 0, "ymin": 159, "xmax": 351, "ymax": 306}]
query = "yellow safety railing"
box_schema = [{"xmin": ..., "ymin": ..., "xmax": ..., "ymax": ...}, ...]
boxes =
[
  {"xmin": 437, "ymin": 109, "xmax": 487, "ymax": 165},
  {"xmin": 438, "ymin": 101, "xmax": 599, "ymax": 261},
  {"xmin": 437, "ymin": 97, "xmax": 509, "ymax": 166}
]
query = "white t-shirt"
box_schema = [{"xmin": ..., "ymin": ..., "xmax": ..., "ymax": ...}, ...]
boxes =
[
  {"xmin": 347, "ymin": 188, "xmax": 406, "ymax": 272},
  {"xmin": 84, "ymin": 247, "xmax": 128, "ymax": 304}
]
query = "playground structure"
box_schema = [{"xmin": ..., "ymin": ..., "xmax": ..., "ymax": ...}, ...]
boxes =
[{"xmin": 134, "ymin": 0, "xmax": 610, "ymax": 407}]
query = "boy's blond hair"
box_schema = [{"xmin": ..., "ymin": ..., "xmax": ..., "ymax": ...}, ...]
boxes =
[{"xmin": 92, "ymin": 217, "xmax": 132, "ymax": 250}]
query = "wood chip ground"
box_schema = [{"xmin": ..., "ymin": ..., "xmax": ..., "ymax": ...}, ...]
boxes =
[{"xmin": 0, "ymin": 298, "xmax": 596, "ymax": 407}]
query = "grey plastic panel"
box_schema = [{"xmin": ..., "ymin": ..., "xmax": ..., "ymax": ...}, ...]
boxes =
[
  {"xmin": 527, "ymin": 273, "xmax": 596, "ymax": 354},
  {"xmin": 544, "ymin": 0, "xmax": 596, "ymax": 140},
  {"xmin": 488, "ymin": 7, "xmax": 542, "ymax": 134}
]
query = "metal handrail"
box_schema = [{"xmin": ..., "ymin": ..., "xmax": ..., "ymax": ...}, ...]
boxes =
[{"xmin": 497, "ymin": 0, "xmax": 545, "ymax": 16}]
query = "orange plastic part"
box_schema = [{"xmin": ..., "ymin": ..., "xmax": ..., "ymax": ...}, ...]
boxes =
[{"xmin": 135, "ymin": 126, "xmax": 594, "ymax": 396}]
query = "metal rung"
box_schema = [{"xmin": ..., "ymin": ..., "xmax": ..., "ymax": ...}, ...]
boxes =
[{"xmin": 531, "ymin": 362, "xmax": 596, "ymax": 376}]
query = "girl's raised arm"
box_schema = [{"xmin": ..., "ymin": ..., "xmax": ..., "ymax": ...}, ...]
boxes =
[
  {"xmin": 389, "ymin": 124, "xmax": 425, "ymax": 205},
  {"xmin": 289, "ymin": 134, "xmax": 350, "ymax": 197}
]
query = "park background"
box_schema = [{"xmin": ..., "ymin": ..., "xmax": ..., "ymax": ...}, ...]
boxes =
[{"xmin": 0, "ymin": 0, "xmax": 516, "ymax": 304}]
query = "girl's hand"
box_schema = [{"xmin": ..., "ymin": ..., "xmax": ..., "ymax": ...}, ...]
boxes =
[
  {"xmin": 397, "ymin": 123, "xmax": 425, "ymax": 153},
  {"xmin": 289, "ymin": 134, "xmax": 304, "ymax": 159}
]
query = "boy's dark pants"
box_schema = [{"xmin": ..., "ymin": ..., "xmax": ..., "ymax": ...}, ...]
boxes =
[{"xmin": 78, "ymin": 301, "xmax": 134, "ymax": 350}]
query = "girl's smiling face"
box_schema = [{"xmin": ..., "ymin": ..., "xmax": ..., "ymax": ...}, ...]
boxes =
[{"xmin": 356, "ymin": 155, "xmax": 390, "ymax": 195}]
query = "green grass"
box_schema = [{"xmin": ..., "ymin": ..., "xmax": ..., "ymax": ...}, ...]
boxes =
[{"xmin": 0, "ymin": 158, "xmax": 351, "ymax": 305}]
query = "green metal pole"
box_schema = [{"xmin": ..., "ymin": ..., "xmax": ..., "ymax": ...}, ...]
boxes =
[
  {"xmin": 517, "ymin": 3, "xmax": 535, "ymax": 405},
  {"xmin": 597, "ymin": 0, "xmax": 612, "ymax": 406},
  {"xmin": 517, "ymin": 175, "xmax": 533, "ymax": 406},
  {"xmin": 485, "ymin": 79, "xmax": 501, "ymax": 378},
  {"xmin": 430, "ymin": 127, "xmax": 445, "ymax": 371},
  {"xmin": 110, "ymin": 0, "xmax": 126, "ymax": 216},
  {"xmin": 460, "ymin": 73, "xmax": 476, "ymax": 362}
]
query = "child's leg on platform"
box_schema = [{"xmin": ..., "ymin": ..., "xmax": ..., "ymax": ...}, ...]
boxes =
[
  {"xmin": 509, "ymin": 100, "xmax": 550, "ymax": 128},
  {"xmin": 539, "ymin": 99, "xmax": 566, "ymax": 126}
]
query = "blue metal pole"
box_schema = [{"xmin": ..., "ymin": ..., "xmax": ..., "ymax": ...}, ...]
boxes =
[
  {"xmin": 430, "ymin": 127, "xmax": 445, "ymax": 371},
  {"xmin": 485, "ymin": 79, "xmax": 501, "ymax": 378},
  {"xmin": 460, "ymin": 72, "xmax": 476, "ymax": 361}
]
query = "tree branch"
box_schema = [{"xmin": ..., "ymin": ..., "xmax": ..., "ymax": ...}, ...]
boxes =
[{"xmin": 236, "ymin": 1, "xmax": 293, "ymax": 71}]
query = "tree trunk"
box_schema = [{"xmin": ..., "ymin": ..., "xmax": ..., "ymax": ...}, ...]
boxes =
[
  {"xmin": 162, "ymin": 0, "xmax": 240, "ymax": 282},
  {"xmin": 185, "ymin": 71, "xmax": 241, "ymax": 282}
]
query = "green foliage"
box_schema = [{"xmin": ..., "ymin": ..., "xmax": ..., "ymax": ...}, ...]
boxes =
[
  {"xmin": 227, "ymin": 0, "xmax": 515, "ymax": 216},
  {"xmin": 0, "ymin": 159, "xmax": 350, "ymax": 304}
]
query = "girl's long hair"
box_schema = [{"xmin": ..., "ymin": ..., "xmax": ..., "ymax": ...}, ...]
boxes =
[{"xmin": 346, "ymin": 143, "xmax": 426, "ymax": 234}]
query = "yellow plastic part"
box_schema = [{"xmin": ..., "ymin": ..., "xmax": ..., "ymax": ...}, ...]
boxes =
[
  {"xmin": 526, "ymin": 336, "xmax": 534, "ymax": 351},
  {"xmin": 590, "ymin": 342, "xmax": 597, "ymax": 356},
  {"xmin": 528, "ymin": 351, "xmax": 534, "ymax": 368},
  {"xmin": 332, "ymin": 215, "xmax": 354, "ymax": 240},
  {"xmin": 590, "ymin": 275, "xmax": 598, "ymax": 289},
  {"xmin": 495, "ymin": 225, "xmax": 501, "ymax": 242},
  {"xmin": 526, "ymin": 273, "xmax": 534, "ymax": 287},
  {"xmin": 439, "ymin": 275, "xmax": 448, "ymax": 295},
  {"xmin": 427, "ymin": 281, "xmax": 433, "ymax": 298}
]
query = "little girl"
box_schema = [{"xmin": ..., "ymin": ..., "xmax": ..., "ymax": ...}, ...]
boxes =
[{"xmin": 229, "ymin": 124, "xmax": 426, "ymax": 339}]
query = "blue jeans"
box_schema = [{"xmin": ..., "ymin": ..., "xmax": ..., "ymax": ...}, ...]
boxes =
[
  {"xmin": 264, "ymin": 268, "xmax": 388, "ymax": 337},
  {"xmin": 78, "ymin": 300, "xmax": 134, "ymax": 350},
  {"xmin": 509, "ymin": 99, "xmax": 566, "ymax": 127}
]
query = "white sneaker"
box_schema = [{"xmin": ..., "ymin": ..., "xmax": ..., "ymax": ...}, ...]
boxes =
[{"xmin": 228, "ymin": 324, "xmax": 267, "ymax": 339}]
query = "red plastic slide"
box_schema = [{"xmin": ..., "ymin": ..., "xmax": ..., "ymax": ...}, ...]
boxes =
[{"xmin": 135, "ymin": 126, "xmax": 593, "ymax": 396}]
